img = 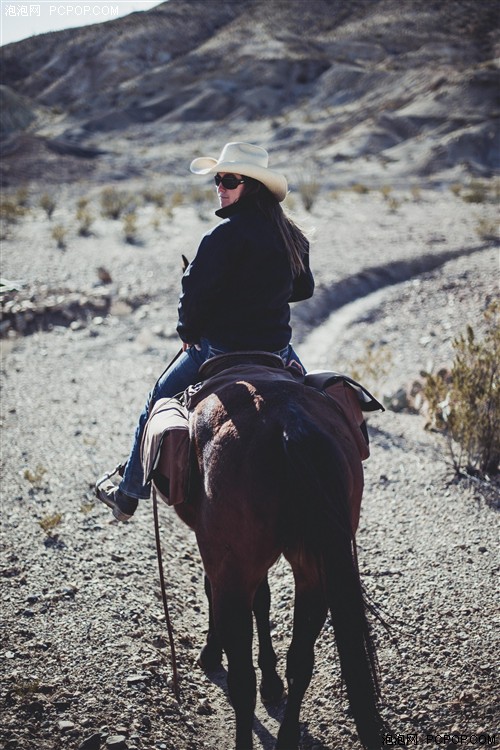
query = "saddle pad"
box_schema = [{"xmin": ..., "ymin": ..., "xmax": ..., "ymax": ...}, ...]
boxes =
[{"xmin": 140, "ymin": 397, "xmax": 190, "ymax": 506}]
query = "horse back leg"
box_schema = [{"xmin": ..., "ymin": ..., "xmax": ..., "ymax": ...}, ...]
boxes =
[
  {"xmin": 211, "ymin": 583, "xmax": 256, "ymax": 750},
  {"xmin": 276, "ymin": 561, "xmax": 327, "ymax": 750},
  {"xmin": 199, "ymin": 575, "xmax": 223, "ymax": 672},
  {"xmin": 253, "ymin": 577, "xmax": 284, "ymax": 703}
]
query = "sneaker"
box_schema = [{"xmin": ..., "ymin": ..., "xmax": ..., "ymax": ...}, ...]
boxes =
[{"xmin": 95, "ymin": 479, "xmax": 138, "ymax": 522}]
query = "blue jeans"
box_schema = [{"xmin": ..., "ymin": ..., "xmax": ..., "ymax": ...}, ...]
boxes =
[{"xmin": 119, "ymin": 338, "xmax": 305, "ymax": 499}]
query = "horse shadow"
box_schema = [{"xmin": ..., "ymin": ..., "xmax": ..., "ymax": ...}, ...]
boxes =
[{"xmin": 202, "ymin": 663, "xmax": 325, "ymax": 750}]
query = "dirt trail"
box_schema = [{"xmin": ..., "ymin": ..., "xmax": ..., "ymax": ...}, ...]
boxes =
[{"xmin": 1, "ymin": 189, "xmax": 498, "ymax": 750}]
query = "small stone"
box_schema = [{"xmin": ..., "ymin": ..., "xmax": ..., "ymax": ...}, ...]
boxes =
[
  {"xmin": 97, "ymin": 267, "xmax": 112, "ymax": 284},
  {"xmin": 196, "ymin": 697, "xmax": 213, "ymax": 715},
  {"xmin": 58, "ymin": 720, "xmax": 76, "ymax": 731},
  {"xmin": 105, "ymin": 736, "xmax": 127, "ymax": 750},
  {"xmin": 24, "ymin": 700, "xmax": 45, "ymax": 715},
  {"xmin": 140, "ymin": 715, "xmax": 152, "ymax": 731},
  {"xmin": 126, "ymin": 673, "xmax": 149, "ymax": 686},
  {"xmin": 54, "ymin": 697, "xmax": 73, "ymax": 710},
  {"xmin": 79, "ymin": 734, "xmax": 102, "ymax": 750}
]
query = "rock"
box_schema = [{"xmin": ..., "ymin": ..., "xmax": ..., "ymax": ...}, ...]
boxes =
[
  {"xmin": 105, "ymin": 735, "xmax": 127, "ymax": 750},
  {"xmin": 58, "ymin": 719, "xmax": 76, "ymax": 731},
  {"xmin": 125, "ymin": 673, "xmax": 150, "ymax": 686},
  {"xmin": 140, "ymin": 715, "xmax": 152, "ymax": 731},
  {"xmin": 54, "ymin": 697, "xmax": 73, "ymax": 710},
  {"xmin": 97, "ymin": 267, "xmax": 113, "ymax": 284},
  {"xmin": 23, "ymin": 699, "xmax": 46, "ymax": 716},
  {"xmin": 79, "ymin": 734, "xmax": 102, "ymax": 750},
  {"xmin": 196, "ymin": 697, "xmax": 213, "ymax": 715},
  {"xmin": 383, "ymin": 386, "xmax": 409, "ymax": 412}
]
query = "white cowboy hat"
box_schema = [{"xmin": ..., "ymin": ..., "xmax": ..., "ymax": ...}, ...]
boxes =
[{"xmin": 190, "ymin": 142, "xmax": 288, "ymax": 202}]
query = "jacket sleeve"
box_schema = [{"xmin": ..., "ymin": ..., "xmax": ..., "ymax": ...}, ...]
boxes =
[
  {"xmin": 176, "ymin": 226, "xmax": 231, "ymax": 344},
  {"xmin": 289, "ymin": 246, "xmax": 314, "ymax": 302}
]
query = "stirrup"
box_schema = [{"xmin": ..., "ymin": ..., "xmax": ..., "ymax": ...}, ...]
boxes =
[{"xmin": 95, "ymin": 462, "xmax": 126, "ymax": 493}]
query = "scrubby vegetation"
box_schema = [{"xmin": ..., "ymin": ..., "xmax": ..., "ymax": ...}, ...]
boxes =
[
  {"xmin": 40, "ymin": 192, "xmax": 56, "ymax": 219},
  {"xmin": 424, "ymin": 301, "xmax": 500, "ymax": 477},
  {"xmin": 297, "ymin": 171, "xmax": 320, "ymax": 212},
  {"xmin": 100, "ymin": 186, "xmax": 134, "ymax": 220}
]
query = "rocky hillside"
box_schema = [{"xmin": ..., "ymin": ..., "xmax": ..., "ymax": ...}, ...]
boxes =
[{"xmin": 1, "ymin": 0, "xmax": 499, "ymax": 188}]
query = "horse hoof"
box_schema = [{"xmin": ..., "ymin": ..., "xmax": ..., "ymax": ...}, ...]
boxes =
[
  {"xmin": 275, "ymin": 723, "xmax": 300, "ymax": 750},
  {"xmin": 198, "ymin": 644, "xmax": 223, "ymax": 672},
  {"xmin": 260, "ymin": 673, "xmax": 285, "ymax": 704}
]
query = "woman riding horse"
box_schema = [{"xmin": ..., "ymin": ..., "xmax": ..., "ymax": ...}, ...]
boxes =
[{"xmin": 96, "ymin": 141, "xmax": 314, "ymax": 521}]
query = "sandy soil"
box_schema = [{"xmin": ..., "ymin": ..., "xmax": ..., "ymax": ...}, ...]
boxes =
[{"xmin": 1, "ymin": 183, "xmax": 499, "ymax": 750}]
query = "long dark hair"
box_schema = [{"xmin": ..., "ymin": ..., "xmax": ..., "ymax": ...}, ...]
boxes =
[{"xmin": 244, "ymin": 178, "xmax": 309, "ymax": 277}]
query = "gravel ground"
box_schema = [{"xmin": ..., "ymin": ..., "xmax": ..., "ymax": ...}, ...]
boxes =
[{"xmin": 1, "ymin": 186, "xmax": 498, "ymax": 750}]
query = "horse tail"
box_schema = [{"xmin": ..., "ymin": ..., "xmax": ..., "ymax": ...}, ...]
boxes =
[{"xmin": 282, "ymin": 411, "xmax": 383, "ymax": 749}]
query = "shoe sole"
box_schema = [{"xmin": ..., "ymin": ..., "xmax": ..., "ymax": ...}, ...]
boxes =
[{"xmin": 95, "ymin": 483, "xmax": 133, "ymax": 522}]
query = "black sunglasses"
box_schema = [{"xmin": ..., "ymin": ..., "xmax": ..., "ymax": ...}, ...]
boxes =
[{"xmin": 214, "ymin": 174, "xmax": 246, "ymax": 190}]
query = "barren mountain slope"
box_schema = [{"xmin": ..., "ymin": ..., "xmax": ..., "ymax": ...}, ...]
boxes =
[{"xmin": 1, "ymin": 0, "xmax": 499, "ymax": 187}]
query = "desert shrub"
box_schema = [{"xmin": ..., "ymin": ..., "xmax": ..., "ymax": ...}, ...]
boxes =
[
  {"xmin": 51, "ymin": 224, "xmax": 67, "ymax": 249},
  {"xmin": 351, "ymin": 183, "xmax": 369, "ymax": 194},
  {"xmin": 297, "ymin": 172, "xmax": 320, "ymax": 212},
  {"xmin": 461, "ymin": 180, "xmax": 488, "ymax": 204},
  {"xmin": 386, "ymin": 196, "xmax": 400, "ymax": 212},
  {"xmin": 76, "ymin": 198, "xmax": 94, "ymax": 236},
  {"xmin": 143, "ymin": 187, "xmax": 165, "ymax": 207},
  {"xmin": 80, "ymin": 500, "xmax": 95, "ymax": 514},
  {"xmin": 170, "ymin": 190, "xmax": 184, "ymax": 209},
  {"xmin": 40, "ymin": 192, "xmax": 56, "ymax": 219},
  {"xmin": 24, "ymin": 463, "xmax": 47, "ymax": 487},
  {"xmin": 11, "ymin": 678, "xmax": 40, "ymax": 697},
  {"xmin": 424, "ymin": 302, "xmax": 500, "ymax": 476},
  {"xmin": 39, "ymin": 512, "xmax": 62, "ymax": 533},
  {"xmin": 0, "ymin": 198, "xmax": 26, "ymax": 225},
  {"xmin": 349, "ymin": 340, "xmax": 393, "ymax": 392},
  {"xmin": 15, "ymin": 186, "xmax": 30, "ymax": 207},
  {"xmin": 476, "ymin": 217, "xmax": 498, "ymax": 242},
  {"xmin": 123, "ymin": 211, "xmax": 138, "ymax": 243},
  {"xmin": 100, "ymin": 187, "xmax": 133, "ymax": 219}
]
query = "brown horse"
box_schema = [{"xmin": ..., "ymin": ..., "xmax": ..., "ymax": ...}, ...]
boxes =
[{"xmin": 175, "ymin": 358, "xmax": 384, "ymax": 750}]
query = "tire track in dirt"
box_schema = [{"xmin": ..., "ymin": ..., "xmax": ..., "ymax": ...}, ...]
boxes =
[{"xmin": 292, "ymin": 241, "xmax": 495, "ymax": 346}]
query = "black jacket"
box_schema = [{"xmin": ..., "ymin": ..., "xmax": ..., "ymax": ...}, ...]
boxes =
[{"xmin": 176, "ymin": 197, "xmax": 314, "ymax": 351}]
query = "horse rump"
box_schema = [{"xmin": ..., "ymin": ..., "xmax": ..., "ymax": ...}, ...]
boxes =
[{"xmin": 281, "ymin": 408, "xmax": 384, "ymax": 749}]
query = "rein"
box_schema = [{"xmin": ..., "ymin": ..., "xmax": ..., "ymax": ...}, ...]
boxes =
[
  {"xmin": 153, "ymin": 493, "xmax": 181, "ymax": 702},
  {"xmin": 150, "ymin": 346, "xmax": 184, "ymax": 703}
]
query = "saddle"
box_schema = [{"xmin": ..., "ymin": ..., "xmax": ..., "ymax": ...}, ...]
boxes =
[
  {"xmin": 185, "ymin": 351, "xmax": 301, "ymax": 411},
  {"xmin": 140, "ymin": 352, "xmax": 384, "ymax": 505}
]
